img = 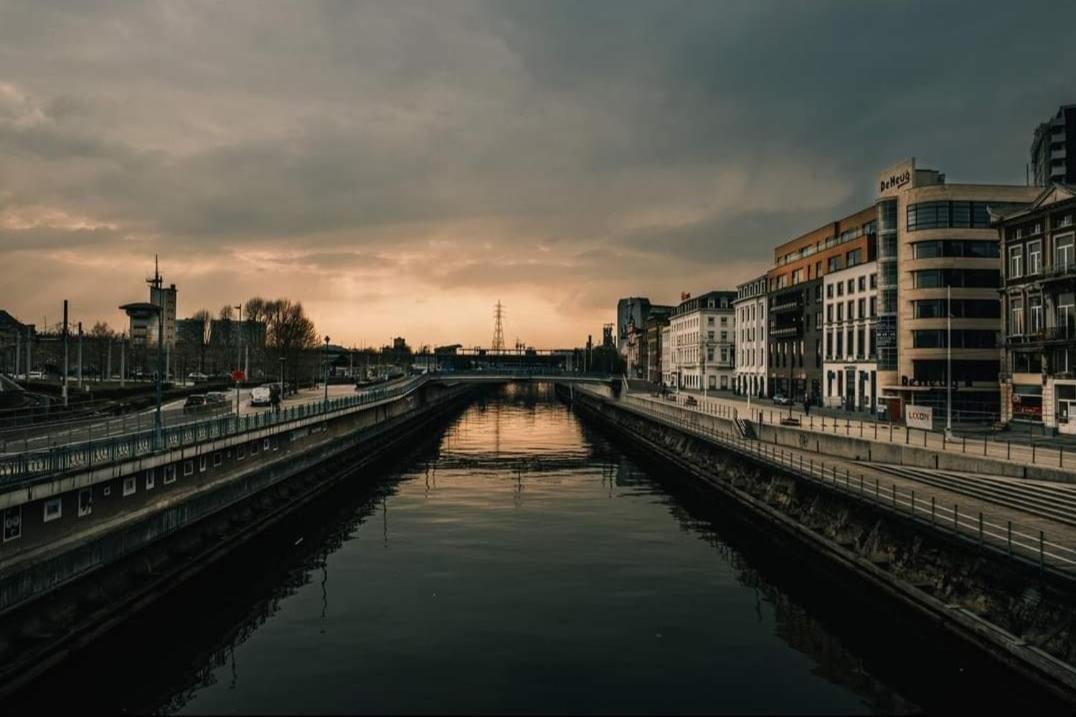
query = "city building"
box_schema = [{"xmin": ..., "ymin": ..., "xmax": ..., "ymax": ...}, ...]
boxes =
[
  {"xmin": 767, "ymin": 206, "xmax": 877, "ymax": 402},
  {"xmin": 120, "ymin": 259, "xmax": 177, "ymax": 348},
  {"xmin": 660, "ymin": 325, "xmax": 673, "ymax": 387},
  {"xmin": 733, "ymin": 275, "xmax": 768, "ymax": 397},
  {"xmin": 996, "ymin": 184, "xmax": 1076, "ymax": 433},
  {"xmin": 822, "ymin": 258, "xmax": 879, "ymax": 412},
  {"xmin": 1030, "ymin": 104, "xmax": 1076, "ymax": 186},
  {"xmin": 644, "ymin": 309, "xmax": 672, "ymax": 385},
  {"xmin": 668, "ymin": 291, "xmax": 736, "ymax": 391},
  {"xmin": 624, "ymin": 318, "xmax": 643, "ymax": 378},
  {"xmin": 615, "ymin": 297, "xmax": 673, "ymax": 357},
  {"xmin": 0, "ymin": 310, "xmax": 34, "ymax": 375},
  {"xmin": 874, "ymin": 158, "xmax": 1039, "ymax": 419}
]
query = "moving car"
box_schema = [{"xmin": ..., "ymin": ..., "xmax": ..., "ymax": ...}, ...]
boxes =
[
  {"xmin": 27, "ymin": 370, "xmax": 45, "ymax": 380},
  {"xmin": 183, "ymin": 394, "xmax": 207, "ymax": 413},
  {"xmin": 772, "ymin": 393, "xmax": 792, "ymax": 406},
  {"xmin": 250, "ymin": 383, "xmax": 280, "ymax": 407},
  {"xmin": 187, "ymin": 371, "xmax": 208, "ymax": 383}
]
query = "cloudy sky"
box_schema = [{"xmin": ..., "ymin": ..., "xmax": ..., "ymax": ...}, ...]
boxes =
[{"xmin": 1, "ymin": 1, "xmax": 1074, "ymax": 348}]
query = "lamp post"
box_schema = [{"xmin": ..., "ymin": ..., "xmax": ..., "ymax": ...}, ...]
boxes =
[
  {"xmin": 324, "ymin": 335, "xmax": 330, "ymax": 405},
  {"xmin": 279, "ymin": 355, "xmax": 286, "ymax": 398},
  {"xmin": 945, "ymin": 284, "xmax": 954, "ymax": 440},
  {"xmin": 234, "ymin": 304, "xmax": 243, "ymax": 377}
]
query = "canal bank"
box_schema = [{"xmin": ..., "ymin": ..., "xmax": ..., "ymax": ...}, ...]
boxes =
[
  {"xmin": 0, "ymin": 379, "xmax": 481, "ymax": 698},
  {"xmin": 561, "ymin": 384, "xmax": 1076, "ymax": 705},
  {"xmin": 3, "ymin": 383, "xmax": 1068, "ymax": 714}
]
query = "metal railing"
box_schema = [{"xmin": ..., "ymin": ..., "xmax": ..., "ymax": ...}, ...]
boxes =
[
  {"xmin": 0, "ymin": 377, "xmax": 428, "ymax": 483},
  {"xmin": 618, "ymin": 394, "xmax": 1076, "ymax": 575},
  {"xmin": 651, "ymin": 391, "xmax": 1074, "ymax": 471}
]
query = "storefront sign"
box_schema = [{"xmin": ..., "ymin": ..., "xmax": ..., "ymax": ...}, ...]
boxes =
[
  {"xmin": 878, "ymin": 158, "xmax": 915, "ymax": 198},
  {"xmin": 906, "ymin": 405, "xmax": 933, "ymax": 430}
]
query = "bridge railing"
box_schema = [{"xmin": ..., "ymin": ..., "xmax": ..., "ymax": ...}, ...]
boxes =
[
  {"xmin": 0, "ymin": 376, "xmax": 428, "ymax": 484},
  {"xmin": 432, "ymin": 369, "xmax": 614, "ymax": 379}
]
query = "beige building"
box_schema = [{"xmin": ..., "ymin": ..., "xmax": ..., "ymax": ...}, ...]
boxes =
[{"xmin": 874, "ymin": 159, "xmax": 1039, "ymax": 420}]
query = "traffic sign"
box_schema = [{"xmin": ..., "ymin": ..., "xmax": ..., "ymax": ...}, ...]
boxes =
[{"xmin": 231, "ymin": 370, "xmax": 246, "ymax": 382}]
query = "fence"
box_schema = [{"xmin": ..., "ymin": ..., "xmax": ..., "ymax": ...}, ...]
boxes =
[
  {"xmin": 0, "ymin": 377, "xmax": 427, "ymax": 483},
  {"xmin": 619, "ymin": 394, "xmax": 1076, "ymax": 576}
]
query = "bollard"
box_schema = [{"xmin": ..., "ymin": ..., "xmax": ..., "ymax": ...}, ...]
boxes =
[
  {"xmin": 983, "ymin": 437, "xmax": 987, "ymax": 457},
  {"xmin": 923, "ymin": 430, "xmax": 927, "ymax": 448},
  {"xmin": 1032, "ymin": 443, "xmax": 1036, "ymax": 463}
]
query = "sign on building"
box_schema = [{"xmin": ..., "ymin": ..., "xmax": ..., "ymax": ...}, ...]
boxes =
[{"xmin": 905, "ymin": 404, "xmax": 933, "ymax": 430}]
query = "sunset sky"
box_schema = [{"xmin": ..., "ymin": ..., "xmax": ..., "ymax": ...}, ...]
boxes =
[{"xmin": 2, "ymin": 1, "xmax": 1074, "ymax": 349}]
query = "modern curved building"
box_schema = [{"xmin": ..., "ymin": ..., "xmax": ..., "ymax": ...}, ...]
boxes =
[{"xmin": 874, "ymin": 159, "xmax": 1040, "ymax": 420}]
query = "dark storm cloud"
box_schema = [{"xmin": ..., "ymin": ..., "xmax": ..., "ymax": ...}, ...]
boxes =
[{"xmin": 1, "ymin": 0, "xmax": 1074, "ymax": 345}]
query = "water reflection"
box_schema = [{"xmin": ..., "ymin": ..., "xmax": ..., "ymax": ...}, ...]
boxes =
[{"xmin": 3, "ymin": 383, "xmax": 1067, "ymax": 715}]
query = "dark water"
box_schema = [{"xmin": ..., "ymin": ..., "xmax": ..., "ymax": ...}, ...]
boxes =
[{"xmin": 6, "ymin": 384, "xmax": 1069, "ymax": 714}]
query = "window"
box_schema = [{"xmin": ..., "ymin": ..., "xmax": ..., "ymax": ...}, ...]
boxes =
[
  {"xmin": 846, "ymin": 279, "xmax": 854, "ymax": 294},
  {"xmin": 78, "ymin": 488, "xmax": 93, "ymax": 517},
  {"xmin": 1029, "ymin": 295, "xmax": 1044, "ymax": 333},
  {"xmin": 913, "ymin": 269, "xmax": 1000, "ymax": 289},
  {"xmin": 828, "ymin": 256, "xmax": 842, "ymax": 272},
  {"xmin": 1024, "ymin": 239, "xmax": 1041, "ymax": 274},
  {"xmin": 826, "ymin": 305, "xmax": 833, "ymax": 323},
  {"xmin": 199, "ymin": 455, "xmax": 207, "ymax": 472},
  {"xmin": 1010, "ymin": 296, "xmax": 1024, "ymax": 335},
  {"xmin": 826, "ymin": 332, "xmax": 833, "ymax": 357},
  {"xmin": 145, "ymin": 468, "xmax": 155, "ymax": 490},
  {"xmin": 912, "ymin": 240, "xmax": 999, "ymax": 259},
  {"xmin": 164, "ymin": 464, "xmax": 177, "ymax": 484},
  {"xmin": 123, "ymin": 476, "xmax": 136, "ymax": 496},
  {"xmin": 3, "ymin": 506, "xmax": 21, "ymax": 542},
  {"xmin": 183, "ymin": 459, "xmax": 194, "ymax": 476},
  {"xmin": 858, "ymin": 276, "xmax": 866, "ymax": 292},
  {"xmin": 237, "ymin": 445, "xmax": 245, "ymax": 460},
  {"xmin": 837, "ymin": 304, "xmax": 844, "ymax": 321},
  {"xmin": 826, "ymin": 284, "xmax": 833, "ymax": 298},
  {"xmin": 846, "ymin": 249, "xmax": 862, "ymax": 267},
  {"xmin": 213, "ymin": 452, "xmax": 222, "ymax": 467},
  {"xmin": 1056, "ymin": 234, "xmax": 1075, "ymax": 271},
  {"xmin": 44, "ymin": 497, "xmax": 62, "ymax": 522},
  {"xmin": 1009, "ymin": 245, "xmax": 1023, "ymax": 278},
  {"xmin": 857, "ymin": 298, "xmax": 865, "ymax": 319},
  {"xmin": 907, "ymin": 200, "xmax": 992, "ymax": 231},
  {"xmin": 836, "ymin": 282, "xmax": 844, "ymax": 297}
]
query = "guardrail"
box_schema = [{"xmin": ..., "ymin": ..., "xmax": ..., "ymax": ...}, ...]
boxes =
[
  {"xmin": 619, "ymin": 394, "xmax": 1076, "ymax": 576},
  {"xmin": 0, "ymin": 377, "xmax": 428, "ymax": 484}
]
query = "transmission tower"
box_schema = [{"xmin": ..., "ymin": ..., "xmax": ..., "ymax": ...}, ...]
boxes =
[{"xmin": 492, "ymin": 301, "xmax": 505, "ymax": 353}]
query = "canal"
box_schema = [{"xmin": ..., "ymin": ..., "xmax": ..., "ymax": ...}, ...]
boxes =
[{"xmin": 5, "ymin": 383, "xmax": 1067, "ymax": 714}]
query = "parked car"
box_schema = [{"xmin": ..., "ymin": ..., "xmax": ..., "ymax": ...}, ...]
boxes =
[
  {"xmin": 772, "ymin": 393, "xmax": 792, "ymax": 406},
  {"xmin": 205, "ymin": 391, "xmax": 231, "ymax": 408},
  {"xmin": 27, "ymin": 370, "xmax": 45, "ymax": 380},
  {"xmin": 188, "ymin": 371, "xmax": 209, "ymax": 383}
]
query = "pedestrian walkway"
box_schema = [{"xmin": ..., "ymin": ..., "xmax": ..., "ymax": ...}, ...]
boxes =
[{"xmin": 632, "ymin": 389, "xmax": 1076, "ymax": 475}]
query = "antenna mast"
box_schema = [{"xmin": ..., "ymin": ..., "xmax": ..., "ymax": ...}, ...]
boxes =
[{"xmin": 492, "ymin": 301, "xmax": 505, "ymax": 353}]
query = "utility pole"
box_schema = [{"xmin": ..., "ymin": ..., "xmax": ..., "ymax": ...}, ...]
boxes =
[
  {"xmin": 120, "ymin": 332, "xmax": 126, "ymax": 388},
  {"xmin": 235, "ymin": 304, "xmax": 243, "ymax": 375},
  {"xmin": 77, "ymin": 321, "xmax": 83, "ymax": 389},
  {"xmin": 62, "ymin": 300, "xmax": 69, "ymax": 406},
  {"xmin": 324, "ymin": 336, "xmax": 331, "ymax": 405},
  {"xmin": 25, "ymin": 326, "xmax": 31, "ymax": 381}
]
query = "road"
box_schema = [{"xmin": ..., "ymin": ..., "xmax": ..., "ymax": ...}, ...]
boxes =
[{"xmin": 0, "ymin": 382, "xmax": 379, "ymax": 453}]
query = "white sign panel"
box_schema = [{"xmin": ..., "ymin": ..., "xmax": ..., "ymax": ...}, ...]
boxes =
[{"xmin": 905, "ymin": 405, "xmax": 933, "ymax": 430}]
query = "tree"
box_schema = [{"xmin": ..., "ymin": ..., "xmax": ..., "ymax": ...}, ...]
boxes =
[
  {"xmin": 264, "ymin": 299, "xmax": 318, "ymax": 390},
  {"xmin": 188, "ymin": 309, "xmax": 212, "ymax": 373}
]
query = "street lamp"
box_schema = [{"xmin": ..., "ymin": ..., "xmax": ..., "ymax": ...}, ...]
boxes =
[{"xmin": 324, "ymin": 335, "xmax": 331, "ymax": 405}]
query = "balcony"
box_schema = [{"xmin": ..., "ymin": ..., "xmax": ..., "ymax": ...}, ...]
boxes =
[
  {"xmin": 1006, "ymin": 326, "xmax": 1076, "ymax": 346},
  {"xmin": 770, "ymin": 301, "xmax": 801, "ymax": 314},
  {"xmin": 1040, "ymin": 262, "xmax": 1076, "ymax": 284}
]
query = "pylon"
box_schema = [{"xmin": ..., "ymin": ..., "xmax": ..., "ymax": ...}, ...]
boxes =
[{"xmin": 492, "ymin": 301, "xmax": 505, "ymax": 353}]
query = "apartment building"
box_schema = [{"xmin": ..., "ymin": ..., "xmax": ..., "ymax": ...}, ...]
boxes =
[
  {"xmin": 668, "ymin": 291, "xmax": 736, "ymax": 391},
  {"xmin": 1030, "ymin": 104, "xmax": 1076, "ymax": 187},
  {"xmin": 733, "ymin": 275, "xmax": 768, "ymax": 397},
  {"xmin": 997, "ymin": 184, "xmax": 1076, "ymax": 433},
  {"xmin": 822, "ymin": 258, "xmax": 879, "ymax": 412},
  {"xmin": 767, "ymin": 206, "xmax": 877, "ymax": 402}
]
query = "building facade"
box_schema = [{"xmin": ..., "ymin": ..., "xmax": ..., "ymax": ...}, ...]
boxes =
[
  {"xmin": 642, "ymin": 308, "xmax": 672, "ymax": 385},
  {"xmin": 822, "ymin": 259, "xmax": 879, "ymax": 412},
  {"xmin": 997, "ymin": 184, "xmax": 1076, "ymax": 433},
  {"xmin": 668, "ymin": 291, "xmax": 736, "ymax": 391},
  {"xmin": 1031, "ymin": 104, "xmax": 1076, "ymax": 187},
  {"xmin": 660, "ymin": 325, "xmax": 673, "ymax": 387},
  {"xmin": 874, "ymin": 158, "xmax": 1039, "ymax": 419},
  {"xmin": 767, "ymin": 207, "xmax": 877, "ymax": 402},
  {"xmin": 733, "ymin": 275, "xmax": 768, "ymax": 397}
]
